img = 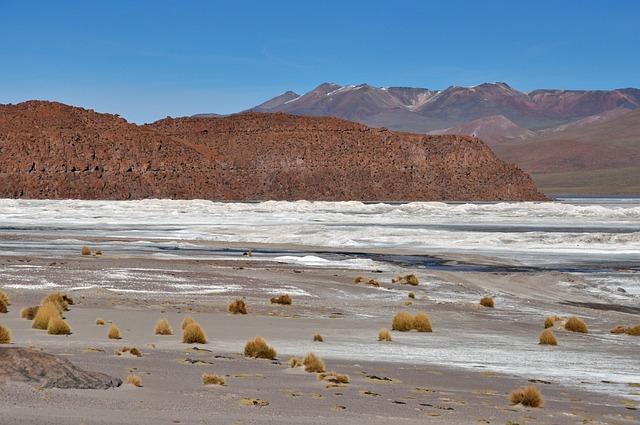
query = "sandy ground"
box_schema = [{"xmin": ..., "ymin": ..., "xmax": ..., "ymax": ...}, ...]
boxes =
[{"xmin": 0, "ymin": 252, "xmax": 639, "ymax": 424}]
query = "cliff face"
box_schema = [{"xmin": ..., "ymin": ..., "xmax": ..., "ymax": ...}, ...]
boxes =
[{"xmin": 0, "ymin": 101, "xmax": 546, "ymax": 201}]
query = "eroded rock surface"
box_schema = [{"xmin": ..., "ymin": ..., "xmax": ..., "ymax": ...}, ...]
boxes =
[{"xmin": 0, "ymin": 101, "xmax": 546, "ymax": 201}]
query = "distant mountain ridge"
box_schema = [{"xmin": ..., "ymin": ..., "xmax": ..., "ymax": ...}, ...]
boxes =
[{"xmin": 242, "ymin": 82, "xmax": 640, "ymax": 133}]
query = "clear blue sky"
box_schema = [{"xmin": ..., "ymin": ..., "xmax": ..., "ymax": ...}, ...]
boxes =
[{"xmin": 2, "ymin": 0, "xmax": 639, "ymax": 123}]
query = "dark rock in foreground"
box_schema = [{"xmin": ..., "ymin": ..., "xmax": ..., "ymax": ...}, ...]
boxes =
[{"xmin": 0, "ymin": 347, "xmax": 121, "ymax": 389}]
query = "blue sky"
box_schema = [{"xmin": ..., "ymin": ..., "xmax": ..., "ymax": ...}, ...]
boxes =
[{"xmin": 1, "ymin": 0, "xmax": 639, "ymax": 123}]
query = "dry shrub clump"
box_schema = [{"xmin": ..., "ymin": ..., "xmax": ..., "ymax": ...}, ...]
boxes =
[
  {"xmin": 42, "ymin": 292, "xmax": 70, "ymax": 312},
  {"xmin": 288, "ymin": 357, "xmax": 302, "ymax": 368},
  {"xmin": 32, "ymin": 302, "xmax": 61, "ymax": 330},
  {"xmin": 544, "ymin": 315, "xmax": 561, "ymax": 328},
  {"xmin": 564, "ymin": 316, "xmax": 588, "ymax": 333},
  {"xmin": 393, "ymin": 274, "xmax": 419, "ymax": 286},
  {"xmin": 626, "ymin": 325, "xmax": 640, "ymax": 336},
  {"xmin": 202, "ymin": 373, "xmax": 225, "ymax": 386},
  {"xmin": 413, "ymin": 312, "xmax": 433, "ymax": 332},
  {"xmin": 378, "ymin": 328, "xmax": 392, "ymax": 341},
  {"xmin": 538, "ymin": 329, "xmax": 558, "ymax": 346},
  {"xmin": 408, "ymin": 292, "xmax": 416, "ymax": 299},
  {"xmin": 392, "ymin": 311, "xmax": 414, "ymax": 331},
  {"xmin": 270, "ymin": 294, "xmax": 292, "ymax": 305},
  {"xmin": 313, "ymin": 333, "xmax": 324, "ymax": 342},
  {"xmin": 181, "ymin": 315, "xmax": 195, "ymax": 330},
  {"xmin": 244, "ymin": 336, "xmax": 276, "ymax": 359},
  {"xmin": 95, "ymin": 318, "xmax": 105, "ymax": 325},
  {"xmin": 0, "ymin": 324, "xmax": 11, "ymax": 344},
  {"xmin": 303, "ymin": 352, "xmax": 325, "ymax": 373},
  {"xmin": 509, "ymin": 385, "xmax": 543, "ymax": 407},
  {"xmin": 81, "ymin": 245, "xmax": 92, "ymax": 256},
  {"xmin": 21, "ymin": 306, "xmax": 39, "ymax": 320},
  {"xmin": 479, "ymin": 296, "xmax": 495, "ymax": 308},
  {"xmin": 126, "ymin": 374, "xmax": 142, "ymax": 387},
  {"xmin": 47, "ymin": 316, "xmax": 72, "ymax": 335},
  {"xmin": 0, "ymin": 290, "xmax": 9, "ymax": 307},
  {"xmin": 353, "ymin": 276, "xmax": 380, "ymax": 287},
  {"xmin": 228, "ymin": 299, "xmax": 247, "ymax": 314},
  {"xmin": 0, "ymin": 299, "xmax": 7, "ymax": 314},
  {"xmin": 610, "ymin": 325, "xmax": 627, "ymax": 334},
  {"xmin": 108, "ymin": 324, "xmax": 122, "ymax": 340},
  {"xmin": 183, "ymin": 322, "xmax": 208, "ymax": 344},
  {"xmin": 117, "ymin": 346, "xmax": 142, "ymax": 357},
  {"xmin": 318, "ymin": 371, "xmax": 349, "ymax": 384},
  {"xmin": 154, "ymin": 318, "xmax": 173, "ymax": 335}
]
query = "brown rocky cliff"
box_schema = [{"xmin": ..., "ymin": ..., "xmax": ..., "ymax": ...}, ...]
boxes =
[{"xmin": 0, "ymin": 101, "xmax": 546, "ymax": 201}]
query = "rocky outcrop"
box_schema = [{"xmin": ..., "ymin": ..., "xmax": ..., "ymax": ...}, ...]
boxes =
[
  {"xmin": 0, "ymin": 101, "xmax": 545, "ymax": 201},
  {"xmin": 0, "ymin": 347, "xmax": 121, "ymax": 389}
]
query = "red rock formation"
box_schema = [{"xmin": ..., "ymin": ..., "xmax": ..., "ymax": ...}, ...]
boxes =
[{"xmin": 0, "ymin": 101, "xmax": 545, "ymax": 201}]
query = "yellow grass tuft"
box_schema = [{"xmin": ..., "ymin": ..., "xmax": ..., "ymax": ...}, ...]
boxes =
[
  {"xmin": 32, "ymin": 302, "xmax": 61, "ymax": 330},
  {"xmin": 544, "ymin": 315, "xmax": 561, "ymax": 328},
  {"xmin": 313, "ymin": 333, "xmax": 324, "ymax": 342},
  {"xmin": 126, "ymin": 374, "xmax": 142, "ymax": 387},
  {"xmin": 353, "ymin": 276, "xmax": 379, "ymax": 287},
  {"xmin": 95, "ymin": 318, "xmax": 105, "ymax": 325},
  {"xmin": 509, "ymin": 385, "xmax": 543, "ymax": 407},
  {"xmin": 626, "ymin": 325, "xmax": 640, "ymax": 336},
  {"xmin": 303, "ymin": 352, "xmax": 325, "ymax": 373},
  {"xmin": 0, "ymin": 290, "xmax": 9, "ymax": 306},
  {"xmin": 182, "ymin": 322, "xmax": 208, "ymax": 344},
  {"xmin": 610, "ymin": 325, "xmax": 627, "ymax": 334},
  {"xmin": 318, "ymin": 371, "xmax": 349, "ymax": 384},
  {"xmin": 270, "ymin": 294, "xmax": 292, "ymax": 305},
  {"xmin": 116, "ymin": 346, "xmax": 142, "ymax": 357},
  {"xmin": 228, "ymin": 299, "xmax": 247, "ymax": 314},
  {"xmin": 393, "ymin": 274, "xmax": 419, "ymax": 286},
  {"xmin": 408, "ymin": 291, "xmax": 415, "ymax": 299},
  {"xmin": 42, "ymin": 292, "xmax": 69, "ymax": 312},
  {"xmin": 479, "ymin": 296, "xmax": 495, "ymax": 308},
  {"xmin": 288, "ymin": 357, "xmax": 302, "ymax": 368},
  {"xmin": 181, "ymin": 315, "xmax": 195, "ymax": 330},
  {"xmin": 47, "ymin": 316, "xmax": 72, "ymax": 335},
  {"xmin": 564, "ymin": 316, "xmax": 588, "ymax": 333},
  {"xmin": 378, "ymin": 328, "xmax": 392, "ymax": 341},
  {"xmin": 0, "ymin": 324, "xmax": 11, "ymax": 344},
  {"xmin": 0, "ymin": 299, "xmax": 7, "ymax": 314},
  {"xmin": 81, "ymin": 245, "xmax": 92, "ymax": 256},
  {"xmin": 244, "ymin": 336, "xmax": 276, "ymax": 359},
  {"xmin": 538, "ymin": 329, "xmax": 557, "ymax": 345},
  {"xmin": 154, "ymin": 318, "xmax": 173, "ymax": 335},
  {"xmin": 108, "ymin": 324, "xmax": 122, "ymax": 340},
  {"xmin": 202, "ymin": 373, "xmax": 225, "ymax": 385},
  {"xmin": 392, "ymin": 311, "xmax": 414, "ymax": 331},
  {"xmin": 413, "ymin": 312, "xmax": 433, "ymax": 332},
  {"xmin": 21, "ymin": 306, "xmax": 39, "ymax": 320}
]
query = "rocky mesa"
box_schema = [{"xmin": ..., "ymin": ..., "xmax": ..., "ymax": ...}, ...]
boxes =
[{"xmin": 0, "ymin": 101, "xmax": 545, "ymax": 201}]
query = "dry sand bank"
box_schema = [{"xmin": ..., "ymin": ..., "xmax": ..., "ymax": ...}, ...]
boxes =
[{"xmin": 0, "ymin": 252, "xmax": 639, "ymax": 424}]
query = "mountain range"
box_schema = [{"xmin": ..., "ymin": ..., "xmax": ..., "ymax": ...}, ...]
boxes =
[{"xmin": 235, "ymin": 82, "xmax": 640, "ymax": 195}]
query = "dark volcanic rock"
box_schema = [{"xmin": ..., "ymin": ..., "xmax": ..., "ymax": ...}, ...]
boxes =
[
  {"xmin": 0, "ymin": 100, "xmax": 545, "ymax": 201},
  {"xmin": 0, "ymin": 347, "xmax": 121, "ymax": 389}
]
